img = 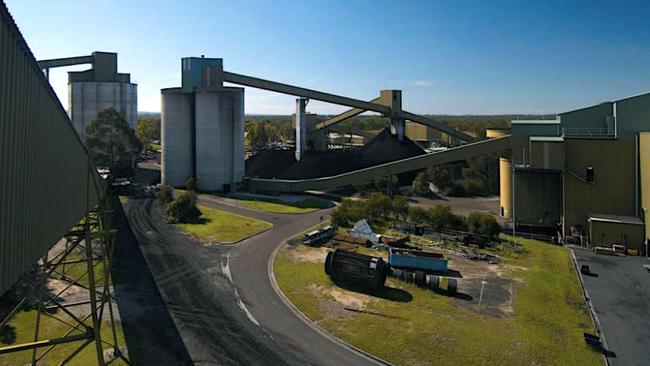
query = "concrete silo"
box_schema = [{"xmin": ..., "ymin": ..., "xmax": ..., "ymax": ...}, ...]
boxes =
[
  {"xmin": 67, "ymin": 52, "xmax": 137, "ymax": 139},
  {"xmin": 161, "ymin": 88, "xmax": 194, "ymax": 187},
  {"xmin": 195, "ymin": 88, "xmax": 245, "ymax": 191},
  {"xmin": 161, "ymin": 57, "xmax": 245, "ymax": 192}
]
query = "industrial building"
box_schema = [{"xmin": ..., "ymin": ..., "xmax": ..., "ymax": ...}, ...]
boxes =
[
  {"xmin": 161, "ymin": 57, "xmax": 245, "ymax": 191},
  {"xmin": 499, "ymin": 93, "xmax": 650, "ymax": 251},
  {"xmin": 38, "ymin": 51, "xmax": 137, "ymax": 139}
]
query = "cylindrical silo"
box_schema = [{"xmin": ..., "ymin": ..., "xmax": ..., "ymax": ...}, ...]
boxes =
[
  {"xmin": 499, "ymin": 157, "xmax": 512, "ymax": 218},
  {"xmin": 195, "ymin": 87, "xmax": 244, "ymax": 192},
  {"xmin": 161, "ymin": 88, "xmax": 193, "ymax": 187}
]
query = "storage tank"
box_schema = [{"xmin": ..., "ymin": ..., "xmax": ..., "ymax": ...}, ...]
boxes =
[
  {"xmin": 194, "ymin": 87, "xmax": 244, "ymax": 192},
  {"xmin": 68, "ymin": 82, "xmax": 137, "ymax": 139},
  {"xmin": 499, "ymin": 157, "xmax": 513, "ymax": 218},
  {"xmin": 325, "ymin": 249, "xmax": 388, "ymax": 291},
  {"xmin": 161, "ymin": 88, "xmax": 193, "ymax": 187},
  {"xmin": 486, "ymin": 128, "xmax": 510, "ymax": 139}
]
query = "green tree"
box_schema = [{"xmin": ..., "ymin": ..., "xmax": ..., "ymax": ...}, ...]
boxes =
[
  {"xmin": 135, "ymin": 117, "xmax": 160, "ymax": 149},
  {"xmin": 163, "ymin": 191, "xmax": 202, "ymax": 223},
  {"xmin": 408, "ymin": 206, "xmax": 429, "ymax": 224},
  {"xmin": 392, "ymin": 195, "xmax": 409, "ymax": 220},
  {"xmin": 411, "ymin": 172, "xmax": 430, "ymax": 197},
  {"xmin": 331, "ymin": 199, "xmax": 366, "ymax": 227},
  {"xmin": 85, "ymin": 108, "xmax": 141, "ymax": 177},
  {"xmin": 365, "ymin": 192, "xmax": 392, "ymax": 221}
]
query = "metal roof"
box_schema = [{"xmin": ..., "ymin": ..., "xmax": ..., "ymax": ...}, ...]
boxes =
[
  {"xmin": 588, "ymin": 214, "xmax": 644, "ymax": 226},
  {"xmin": 530, "ymin": 136, "xmax": 564, "ymax": 142}
]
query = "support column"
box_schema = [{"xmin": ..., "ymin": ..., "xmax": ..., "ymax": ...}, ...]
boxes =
[
  {"xmin": 381, "ymin": 90, "xmax": 404, "ymax": 141},
  {"xmin": 295, "ymin": 97, "xmax": 308, "ymax": 161}
]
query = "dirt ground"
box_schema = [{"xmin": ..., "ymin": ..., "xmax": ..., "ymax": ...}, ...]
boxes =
[
  {"xmin": 285, "ymin": 243, "xmax": 516, "ymax": 320},
  {"xmin": 412, "ymin": 195, "xmax": 506, "ymax": 224}
]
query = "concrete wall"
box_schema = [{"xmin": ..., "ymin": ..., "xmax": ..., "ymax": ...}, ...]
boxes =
[
  {"xmin": 161, "ymin": 89, "xmax": 193, "ymax": 187},
  {"xmin": 195, "ymin": 87, "xmax": 244, "ymax": 192},
  {"xmin": 69, "ymin": 81, "xmax": 137, "ymax": 139},
  {"xmin": 563, "ymin": 139, "xmax": 637, "ymax": 230},
  {"xmin": 589, "ymin": 221, "xmax": 644, "ymax": 250}
]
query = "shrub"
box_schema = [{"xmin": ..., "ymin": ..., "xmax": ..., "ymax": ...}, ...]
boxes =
[
  {"xmin": 156, "ymin": 184, "xmax": 174, "ymax": 206},
  {"xmin": 467, "ymin": 212, "xmax": 501, "ymax": 239},
  {"xmin": 163, "ymin": 191, "xmax": 202, "ymax": 223},
  {"xmin": 331, "ymin": 199, "xmax": 366, "ymax": 227},
  {"xmin": 443, "ymin": 182, "xmax": 466, "ymax": 197},
  {"xmin": 185, "ymin": 176, "xmax": 197, "ymax": 192}
]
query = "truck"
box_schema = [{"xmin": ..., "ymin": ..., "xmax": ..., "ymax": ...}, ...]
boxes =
[{"xmin": 388, "ymin": 248, "xmax": 448, "ymax": 274}]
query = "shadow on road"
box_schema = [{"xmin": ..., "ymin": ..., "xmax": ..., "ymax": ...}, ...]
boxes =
[{"xmin": 111, "ymin": 199, "xmax": 192, "ymax": 365}]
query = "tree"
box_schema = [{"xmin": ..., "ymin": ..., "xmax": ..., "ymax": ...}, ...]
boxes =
[
  {"xmin": 163, "ymin": 191, "xmax": 202, "ymax": 223},
  {"xmin": 408, "ymin": 206, "xmax": 429, "ymax": 224},
  {"xmin": 365, "ymin": 192, "xmax": 392, "ymax": 221},
  {"xmin": 411, "ymin": 172, "xmax": 430, "ymax": 197},
  {"xmin": 331, "ymin": 199, "xmax": 366, "ymax": 227},
  {"xmin": 135, "ymin": 117, "xmax": 161, "ymax": 149},
  {"xmin": 392, "ymin": 195, "xmax": 409, "ymax": 220},
  {"xmin": 85, "ymin": 108, "xmax": 141, "ymax": 177}
]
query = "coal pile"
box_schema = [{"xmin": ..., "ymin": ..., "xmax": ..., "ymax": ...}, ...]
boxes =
[{"xmin": 245, "ymin": 128, "xmax": 425, "ymax": 179}]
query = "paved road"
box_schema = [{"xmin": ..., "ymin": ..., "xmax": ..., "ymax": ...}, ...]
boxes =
[
  {"xmin": 125, "ymin": 192, "xmax": 378, "ymax": 366},
  {"xmin": 572, "ymin": 247, "xmax": 650, "ymax": 366}
]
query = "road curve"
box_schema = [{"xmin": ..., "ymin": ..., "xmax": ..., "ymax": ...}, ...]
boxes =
[{"xmin": 125, "ymin": 193, "xmax": 379, "ymax": 366}]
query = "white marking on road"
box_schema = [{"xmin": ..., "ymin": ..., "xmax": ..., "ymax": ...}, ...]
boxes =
[
  {"xmin": 234, "ymin": 287, "xmax": 261, "ymax": 327},
  {"xmin": 222, "ymin": 252, "xmax": 260, "ymax": 326},
  {"xmin": 222, "ymin": 252, "xmax": 234, "ymax": 283}
]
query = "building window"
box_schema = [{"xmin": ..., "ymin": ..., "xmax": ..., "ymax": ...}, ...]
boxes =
[{"xmin": 586, "ymin": 167, "xmax": 594, "ymax": 183}]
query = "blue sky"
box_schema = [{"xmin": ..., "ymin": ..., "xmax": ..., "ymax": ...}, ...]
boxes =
[{"xmin": 6, "ymin": 0, "xmax": 650, "ymax": 115}]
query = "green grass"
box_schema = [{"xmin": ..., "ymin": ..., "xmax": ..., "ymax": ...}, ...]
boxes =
[
  {"xmin": 175, "ymin": 204, "xmax": 272, "ymax": 243},
  {"xmin": 273, "ymin": 237, "xmax": 602, "ymax": 366},
  {"xmin": 235, "ymin": 197, "xmax": 332, "ymax": 214},
  {"xmin": 1, "ymin": 260, "xmax": 127, "ymax": 366}
]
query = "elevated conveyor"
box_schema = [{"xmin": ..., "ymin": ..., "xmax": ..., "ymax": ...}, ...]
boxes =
[
  {"xmin": 247, "ymin": 135, "xmax": 510, "ymax": 192},
  {"xmin": 0, "ymin": 2, "xmax": 102, "ymax": 295}
]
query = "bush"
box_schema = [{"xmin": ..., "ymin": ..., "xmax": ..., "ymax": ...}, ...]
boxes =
[
  {"xmin": 156, "ymin": 185, "xmax": 174, "ymax": 206},
  {"xmin": 331, "ymin": 199, "xmax": 366, "ymax": 227},
  {"xmin": 185, "ymin": 176, "xmax": 197, "ymax": 192},
  {"xmin": 443, "ymin": 182, "xmax": 466, "ymax": 197},
  {"xmin": 163, "ymin": 191, "xmax": 202, "ymax": 224},
  {"xmin": 467, "ymin": 212, "xmax": 501, "ymax": 239},
  {"xmin": 407, "ymin": 204, "xmax": 466, "ymax": 231},
  {"xmin": 411, "ymin": 172, "xmax": 430, "ymax": 197}
]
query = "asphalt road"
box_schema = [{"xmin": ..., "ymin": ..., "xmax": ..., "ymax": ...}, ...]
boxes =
[
  {"xmin": 571, "ymin": 247, "xmax": 650, "ymax": 366},
  {"xmin": 124, "ymin": 186, "xmax": 378, "ymax": 365}
]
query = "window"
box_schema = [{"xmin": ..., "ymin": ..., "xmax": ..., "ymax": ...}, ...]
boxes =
[{"xmin": 586, "ymin": 167, "xmax": 594, "ymax": 183}]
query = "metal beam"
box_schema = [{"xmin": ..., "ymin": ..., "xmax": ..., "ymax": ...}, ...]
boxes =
[
  {"xmin": 222, "ymin": 71, "xmax": 391, "ymax": 114},
  {"xmin": 37, "ymin": 55, "xmax": 94, "ymax": 70},
  {"xmin": 400, "ymin": 111, "xmax": 476, "ymax": 143},
  {"xmin": 247, "ymin": 135, "xmax": 510, "ymax": 192},
  {"xmin": 315, "ymin": 97, "xmax": 382, "ymax": 130}
]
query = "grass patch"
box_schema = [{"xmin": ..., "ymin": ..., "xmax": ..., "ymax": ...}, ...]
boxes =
[
  {"xmin": 273, "ymin": 237, "xmax": 601, "ymax": 366},
  {"xmin": 235, "ymin": 197, "xmax": 332, "ymax": 214},
  {"xmin": 118, "ymin": 196, "xmax": 128, "ymax": 205},
  {"xmin": 0, "ymin": 259, "xmax": 126, "ymax": 366},
  {"xmin": 175, "ymin": 204, "xmax": 272, "ymax": 243}
]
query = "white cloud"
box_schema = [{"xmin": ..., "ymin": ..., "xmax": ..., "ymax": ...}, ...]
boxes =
[{"xmin": 413, "ymin": 79, "xmax": 433, "ymax": 87}]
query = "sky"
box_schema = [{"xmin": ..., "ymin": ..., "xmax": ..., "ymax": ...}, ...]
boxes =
[{"xmin": 6, "ymin": 0, "xmax": 650, "ymax": 115}]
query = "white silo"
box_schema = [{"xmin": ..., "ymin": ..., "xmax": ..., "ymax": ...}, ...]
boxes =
[
  {"xmin": 161, "ymin": 88, "xmax": 193, "ymax": 187},
  {"xmin": 194, "ymin": 87, "xmax": 245, "ymax": 192}
]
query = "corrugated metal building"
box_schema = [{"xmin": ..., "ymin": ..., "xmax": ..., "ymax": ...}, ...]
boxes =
[{"xmin": 0, "ymin": 2, "xmax": 101, "ymax": 295}]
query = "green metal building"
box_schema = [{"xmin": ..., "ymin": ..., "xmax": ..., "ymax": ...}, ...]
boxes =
[{"xmin": 500, "ymin": 92, "xmax": 650, "ymax": 251}]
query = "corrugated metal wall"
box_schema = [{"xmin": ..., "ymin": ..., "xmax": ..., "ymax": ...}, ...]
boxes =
[{"xmin": 0, "ymin": 2, "xmax": 101, "ymax": 295}]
